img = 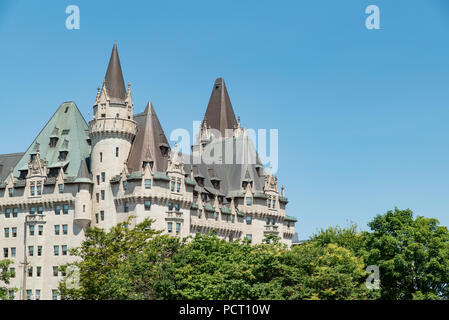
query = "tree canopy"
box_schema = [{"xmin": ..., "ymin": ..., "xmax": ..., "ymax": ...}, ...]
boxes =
[{"xmin": 58, "ymin": 208, "xmax": 449, "ymax": 300}]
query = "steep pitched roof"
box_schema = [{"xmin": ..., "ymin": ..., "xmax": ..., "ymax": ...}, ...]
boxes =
[
  {"xmin": 0, "ymin": 153, "xmax": 24, "ymax": 182},
  {"xmin": 12, "ymin": 101, "xmax": 91, "ymax": 179},
  {"xmin": 128, "ymin": 102, "xmax": 170, "ymax": 173},
  {"xmin": 102, "ymin": 43, "xmax": 127, "ymax": 102},
  {"xmin": 185, "ymin": 134, "xmax": 265, "ymax": 198},
  {"xmin": 203, "ymin": 78, "xmax": 238, "ymax": 137}
]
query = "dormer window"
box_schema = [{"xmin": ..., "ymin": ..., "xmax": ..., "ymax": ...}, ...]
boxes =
[
  {"xmin": 59, "ymin": 151, "xmax": 68, "ymax": 161},
  {"xmin": 195, "ymin": 177, "xmax": 205, "ymax": 187},
  {"xmin": 30, "ymin": 154, "xmax": 37, "ymax": 161},
  {"xmin": 48, "ymin": 168, "xmax": 59, "ymax": 178},
  {"xmin": 160, "ymin": 144, "xmax": 169, "ymax": 157},
  {"xmin": 211, "ymin": 179, "xmax": 220, "ymax": 190},
  {"xmin": 49, "ymin": 137, "xmax": 59, "ymax": 148},
  {"xmin": 142, "ymin": 161, "xmax": 153, "ymax": 169},
  {"xmin": 19, "ymin": 170, "xmax": 28, "ymax": 180},
  {"xmin": 242, "ymin": 181, "xmax": 248, "ymax": 189},
  {"xmin": 246, "ymin": 197, "xmax": 252, "ymax": 206}
]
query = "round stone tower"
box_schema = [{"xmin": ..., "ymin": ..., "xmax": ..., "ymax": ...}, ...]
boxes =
[{"xmin": 89, "ymin": 44, "xmax": 136, "ymax": 229}]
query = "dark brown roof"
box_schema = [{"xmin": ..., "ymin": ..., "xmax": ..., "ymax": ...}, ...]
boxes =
[
  {"xmin": 203, "ymin": 78, "xmax": 238, "ymax": 137},
  {"xmin": 103, "ymin": 43, "xmax": 127, "ymax": 102},
  {"xmin": 0, "ymin": 152, "xmax": 24, "ymax": 182},
  {"xmin": 127, "ymin": 102, "xmax": 170, "ymax": 173}
]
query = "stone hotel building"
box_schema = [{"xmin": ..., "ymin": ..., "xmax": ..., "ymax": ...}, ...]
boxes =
[{"xmin": 0, "ymin": 44, "xmax": 296, "ymax": 300}]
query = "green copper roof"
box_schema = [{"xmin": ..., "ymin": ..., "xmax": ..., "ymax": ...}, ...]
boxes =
[
  {"xmin": 185, "ymin": 178, "xmax": 196, "ymax": 186},
  {"xmin": 153, "ymin": 172, "xmax": 170, "ymax": 181},
  {"xmin": 285, "ymin": 215, "xmax": 297, "ymax": 222},
  {"xmin": 204, "ymin": 204, "xmax": 215, "ymax": 212},
  {"xmin": 220, "ymin": 206, "xmax": 232, "ymax": 214},
  {"xmin": 191, "ymin": 203, "xmax": 199, "ymax": 209},
  {"xmin": 13, "ymin": 102, "xmax": 91, "ymax": 181},
  {"xmin": 126, "ymin": 171, "xmax": 143, "ymax": 180},
  {"xmin": 236, "ymin": 210, "xmax": 245, "ymax": 217}
]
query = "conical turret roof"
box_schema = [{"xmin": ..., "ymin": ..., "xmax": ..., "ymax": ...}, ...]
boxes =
[
  {"xmin": 102, "ymin": 43, "xmax": 127, "ymax": 102},
  {"xmin": 202, "ymin": 78, "xmax": 238, "ymax": 137},
  {"xmin": 128, "ymin": 102, "xmax": 170, "ymax": 173}
]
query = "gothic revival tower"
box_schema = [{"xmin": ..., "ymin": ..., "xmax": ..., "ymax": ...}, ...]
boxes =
[{"xmin": 89, "ymin": 44, "xmax": 136, "ymax": 228}]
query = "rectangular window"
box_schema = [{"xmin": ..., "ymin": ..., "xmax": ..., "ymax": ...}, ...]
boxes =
[
  {"xmin": 38, "ymin": 225, "xmax": 43, "ymax": 235},
  {"xmin": 177, "ymin": 182, "xmax": 181, "ymax": 193},
  {"xmin": 246, "ymin": 216, "xmax": 252, "ymax": 225},
  {"xmin": 4, "ymin": 228, "xmax": 10, "ymax": 238},
  {"xmin": 26, "ymin": 290, "xmax": 32, "ymax": 300},
  {"xmin": 12, "ymin": 227, "xmax": 17, "ymax": 237},
  {"xmin": 63, "ymin": 204, "xmax": 69, "ymax": 215},
  {"xmin": 144, "ymin": 200, "xmax": 151, "ymax": 211},
  {"xmin": 101, "ymin": 172, "xmax": 105, "ymax": 182},
  {"xmin": 52, "ymin": 290, "xmax": 58, "ymax": 300},
  {"xmin": 100, "ymin": 152, "xmax": 103, "ymax": 162},
  {"xmin": 8, "ymin": 188, "xmax": 13, "ymax": 197},
  {"xmin": 9, "ymin": 290, "xmax": 14, "ymax": 300},
  {"xmin": 36, "ymin": 267, "xmax": 41, "ymax": 277},
  {"xmin": 145, "ymin": 179, "xmax": 151, "ymax": 189},
  {"xmin": 123, "ymin": 181, "xmax": 127, "ymax": 191},
  {"xmin": 96, "ymin": 193, "xmax": 99, "ymax": 203},
  {"xmin": 96, "ymin": 175, "xmax": 100, "ymax": 185},
  {"xmin": 176, "ymin": 223, "xmax": 181, "ymax": 235},
  {"xmin": 101, "ymin": 190, "xmax": 105, "ymax": 200},
  {"xmin": 246, "ymin": 197, "xmax": 252, "ymax": 206},
  {"xmin": 58, "ymin": 184, "xmax": 63, "ymax": 193},
  {"xmin": 37, "ymin": 185, "xmax": 42, "ymax": 195},
  {"xmin": 37, "ymin": 246, "xmax": 42, "ymax": 256},
  {"xmin": 174, "ymin": 203, "xmax": 180, "ymax": 212},
  {"xmin": 170, "ymin": 181, "xmax": 175, "ymax": 192},
  {"xmin": 55, "ymin": 225, "xmax": 60, "ymax": 235},
  {"xmin": 53, "ymin": 266, "xmax": 58, "ymax": 277},
  {"xmin": 11, "ymin": 247, "xmax": 16, "ymax": 258},
  {"xmin": 246, "ymin": 234, "xmax": 252, "ymax": 243},
  {"xmin": 12, "ymin": 208, "xmax": 18, "ymax": 218},
  {"xmin": 62, "ymin": 225, "xmax": 68, "ymax": 235},
  {"xmin": 116, "ymin": 147, "xmax": 119, "ymax": 157},
  {"xmin": 54, "ymin": 246, "xmax": 59, "ymax": 256},
  {"xmin": 29, "ymin": 225, "xmax": 35, "ymax": 236},
  {"xmin": 28, "ymin": 267, "xmax": 33, "ymax": 277},
  {"xmin": 35, "ymin": 290, "xmax": 40, "ymax": 300},
  {"xmin": 5, "ymin": 208, "xmax": 11, "ymax": 218},
  {"xmin": 30, "ymin": 207, "xmax": 36, "ymax": 215},
  {"xmin": 95, "ymin": 213, "xmax": 99, "ymax": 224},
  {"xmin": 231, "ymin": 215, "xmax": 235, "ymax": 223},
  {"xmin": 168, "ymin": 202, "xmax": 173, "ymax": 211},
  {"xmin": 100, "ymin": 211, "xmax": 104, "ymax": 221},
  {"xmin": 167, "ymin": 222, "xmax": 173, "ymax": 233},
  {"xmin": 3, "ymin": 248, "xmax": 8, "ymax": 258},
  {"xmin": 55, "ymin": 205, "xmax": 61, "ymax": 215},
  {"xmin": 30, "ymin": 186, "xmax": 35, "ymax": 196},
  {"xmin": 28, "ymin": 246, "xmax": 34, "ymax": 256},
  {"xmin": 124, "ymin": 202, "xmax": 129, "ymax": 213},
  {"xmin": 62, "ymin": 245, "xmax": 67, "ymax": 256},
  {"xmin": 197, "ymin": 209, "xmax": 202, "ymax": 218}
]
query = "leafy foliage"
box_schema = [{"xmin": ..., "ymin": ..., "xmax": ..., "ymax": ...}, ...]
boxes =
[
  {"xmin": 0, "ymin": 259, "xmax": 15, "ymax": 300},
  {"xmin": 59, "ymin": 208, "xmax": 449, "ymax": 300},
  {"xmin": 364, "ymin": 208, "xmax": 449, "ymax": 300}
]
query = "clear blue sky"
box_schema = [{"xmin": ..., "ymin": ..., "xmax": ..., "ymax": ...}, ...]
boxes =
[{"xmin": 1, "ymin": 0, "xmax": 449, "ymax": 239}]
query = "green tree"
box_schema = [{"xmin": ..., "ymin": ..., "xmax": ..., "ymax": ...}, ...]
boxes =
[
  {"xmin": 365, "ymin": 208, "xmax": 449, "ymax": 300},
  {"xmin": 310, "ymin": 222, "xmax": 365, "ymax": 256},
  {"xmin": 278, "ymin": 242, "xmax": 371, "ymax": 300},
  {"xmin": 158, "ymin": 232, "xmax": 285, "ymax": 299},
  {"xmin": 0, "ymin": 259, "xmax": 15, "ymax": 300},
  {"xmin": 59, "ymin": 217, "xmax": 176, "ymax": 299}
]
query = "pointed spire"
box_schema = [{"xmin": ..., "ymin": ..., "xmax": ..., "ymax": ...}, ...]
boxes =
[
  {"xmin": 128, "ymin": 101, "xmax": 170, "ymax": 173},
  {"xmin": 102, "ymin": 43, "xmax": 127, "ymax": 102},
  {"xmin": 202, "ymin": 78, "xmax": 238, "ymax": 138}
]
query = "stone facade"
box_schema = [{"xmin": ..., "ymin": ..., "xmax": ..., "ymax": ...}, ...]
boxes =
[{"xmin": 0, "ymin": 44, "xmax": 296, "ymax": 300}]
